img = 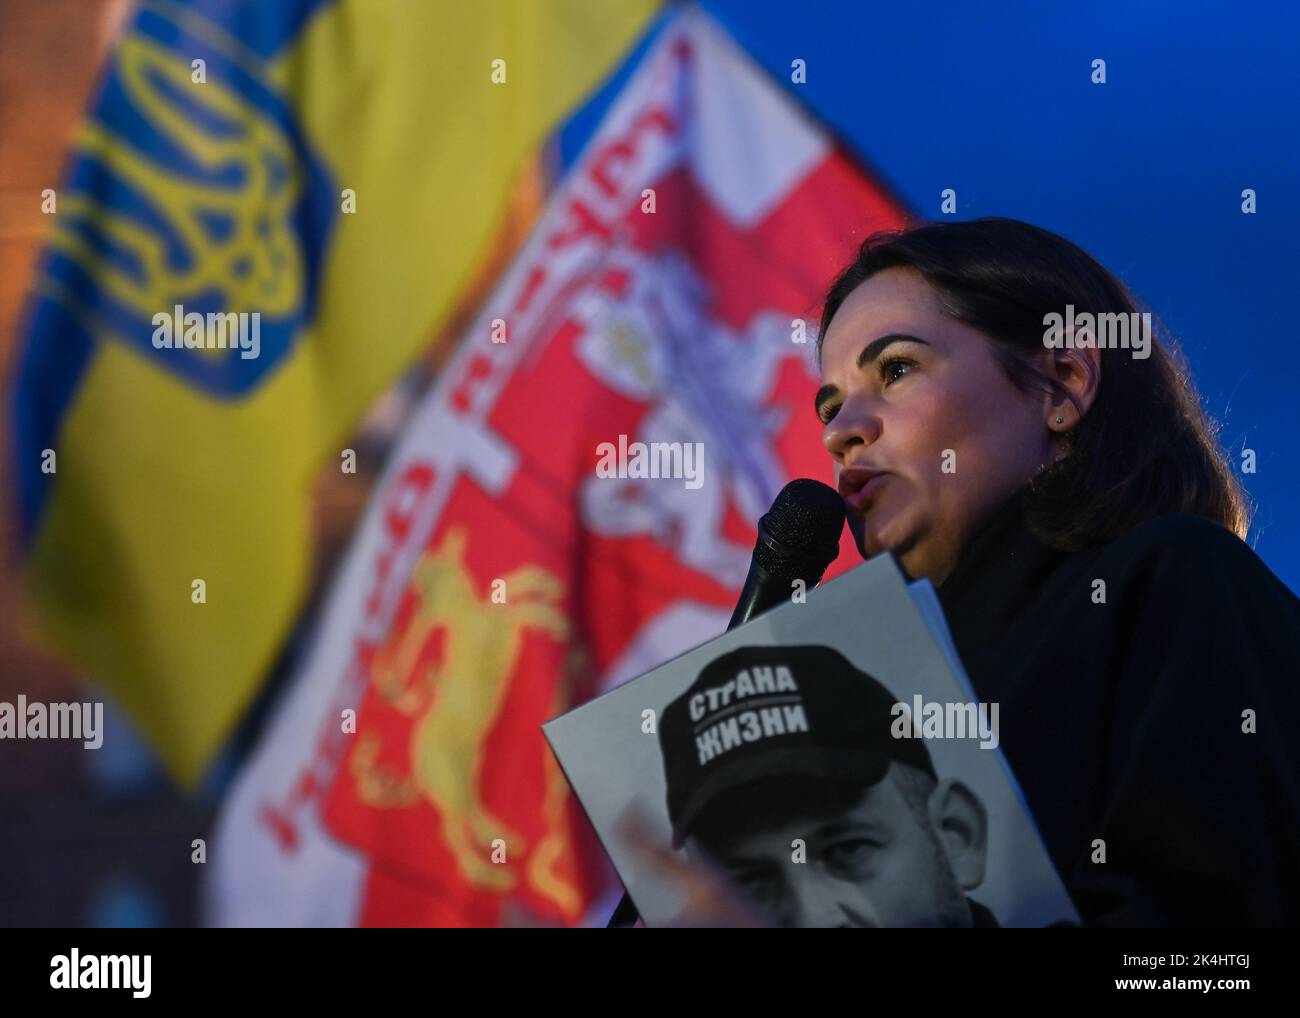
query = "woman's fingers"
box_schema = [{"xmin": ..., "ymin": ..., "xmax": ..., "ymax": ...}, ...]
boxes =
[{"xmin": 613, "ymin": 806, "xmax": 772, "ymax": 927}]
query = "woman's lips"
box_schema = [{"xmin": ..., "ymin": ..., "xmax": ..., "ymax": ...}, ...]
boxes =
[
  {"xmin": 846, "ymin": 474, "xmax": 888, "ymax": 513},
  {"xmin": 839, "ymin": 469, "xmax": 889, "ymax": 514}
]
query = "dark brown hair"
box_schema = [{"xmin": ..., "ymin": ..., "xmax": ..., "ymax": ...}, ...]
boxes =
[{"xmin": 817, "ymin": 217, "xmax": 1249, "ymax": 550}]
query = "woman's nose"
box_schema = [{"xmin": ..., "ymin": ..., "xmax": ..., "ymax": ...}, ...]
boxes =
[{"xmin": 822, "ymin": 396, "xmax": 881, "ymax": 461}]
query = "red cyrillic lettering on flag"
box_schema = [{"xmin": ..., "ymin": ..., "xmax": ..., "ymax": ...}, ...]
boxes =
[
  {"xmin": 451, "ymin": 355, "xmax": 494, "ymax": 414},
  {"xmin": 514, "ymin": 265, "xmax": 548, "ymax": 316},
  {"xmin": 547, "ymin": 198, "xmax": 613, "ymax": 252},
  {"xmin": 364, "ymin": 462, "xmax": 436, "ymax": 620},
  {"xmin": 590, "ymin": 107, "xmax": 676, "ymax": 199}
]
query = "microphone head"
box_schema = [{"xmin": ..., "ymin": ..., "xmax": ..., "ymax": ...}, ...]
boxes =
[{"xmin": 754, "ymin": 478, "xmax": 846, "ymax": 582}]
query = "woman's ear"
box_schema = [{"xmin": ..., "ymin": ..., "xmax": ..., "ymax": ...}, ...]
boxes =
[{"xmin": 1041, "ymin": 324, "xmax": 1102, "ymax": 434}]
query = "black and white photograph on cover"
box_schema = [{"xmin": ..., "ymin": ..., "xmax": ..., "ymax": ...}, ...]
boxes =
[
  {"xmin": 659, "ymin": 643, "xmax": 1001, "ymax": 928},
  {"xmin": 543, "ymin": 551, "xmax": 1080, "ymax": 928}
]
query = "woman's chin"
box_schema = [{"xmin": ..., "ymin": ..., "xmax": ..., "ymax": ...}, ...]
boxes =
[
  {"xmin": 857, "ymin": 511, "xmax": 918, "ymax": 566},
  {"xmin": 854, "ymin": 520, "xmax": 891, "ymax": 560}
]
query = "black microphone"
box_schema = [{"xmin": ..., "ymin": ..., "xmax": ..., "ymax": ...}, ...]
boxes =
[
  {"xmin": 607, "ymin": 478, "xmax": 846, "ymax": 927},
  {"xmin": 727, "ymin": 478, "xmax": 847, "ymax": 629}
]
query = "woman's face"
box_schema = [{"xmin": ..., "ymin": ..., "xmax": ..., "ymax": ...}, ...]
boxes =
[{"xmin": 817, "ymin": 268, "xmax": 1057, "ymax": 584}]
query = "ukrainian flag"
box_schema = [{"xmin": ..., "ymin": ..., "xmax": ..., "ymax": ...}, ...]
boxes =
[{"xmin": 10, "ymin": 0, "xmax": 658, "ymax": 786}]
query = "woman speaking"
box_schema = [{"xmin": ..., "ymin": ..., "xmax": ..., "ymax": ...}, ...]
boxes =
[{"xmin": 815, "ymin": 217, "xmax": 1300, "ymax": 925}]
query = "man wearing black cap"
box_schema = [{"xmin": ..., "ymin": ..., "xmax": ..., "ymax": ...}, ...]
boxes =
[{"xmin": 658, "ymin": 644, "xmax": 999, "ymax": 927}]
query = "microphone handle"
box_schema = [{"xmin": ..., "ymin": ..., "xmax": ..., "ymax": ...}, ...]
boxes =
[{"xmin": 726, "ymin": 557, "xmax": 784, "ymax": 630}]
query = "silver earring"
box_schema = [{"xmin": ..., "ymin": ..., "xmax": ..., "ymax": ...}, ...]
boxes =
[{"xmin": 1055, "ymin": 416, "xmax": 1064, "ymax": 425}]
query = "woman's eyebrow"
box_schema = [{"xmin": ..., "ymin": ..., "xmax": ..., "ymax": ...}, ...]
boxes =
[{"xmin": 814, "ymin": 334, "xmax": 932, "ymax": 415}]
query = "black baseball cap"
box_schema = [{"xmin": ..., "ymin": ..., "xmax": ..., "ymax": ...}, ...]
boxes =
[{"xmin": 659, "ymin": 644, "xmax": 936, "ymax": 849}]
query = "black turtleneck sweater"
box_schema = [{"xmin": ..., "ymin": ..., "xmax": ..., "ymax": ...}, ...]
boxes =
[{"xmin": 935, "ymin": 491, "xmax": 1300, "ymax": 927}]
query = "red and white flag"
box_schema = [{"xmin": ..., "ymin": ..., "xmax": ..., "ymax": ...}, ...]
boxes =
[{"xmin": 206, "ymin": 6, "xmax": 907, "ymax": 927}]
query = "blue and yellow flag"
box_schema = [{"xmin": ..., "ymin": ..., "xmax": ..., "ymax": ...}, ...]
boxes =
[{"xmin": 10, "ymin": 0, "xmax": 658, "ymax": 786}]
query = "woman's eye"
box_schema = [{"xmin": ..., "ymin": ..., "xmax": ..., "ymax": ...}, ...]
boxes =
[
  {"xmin": 819, "ymin": 358, "xmax": 915, "ymax": 423},
  {"xmin": 880, "ymin": 357, "xmax": 915, "ymax": 386}
]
